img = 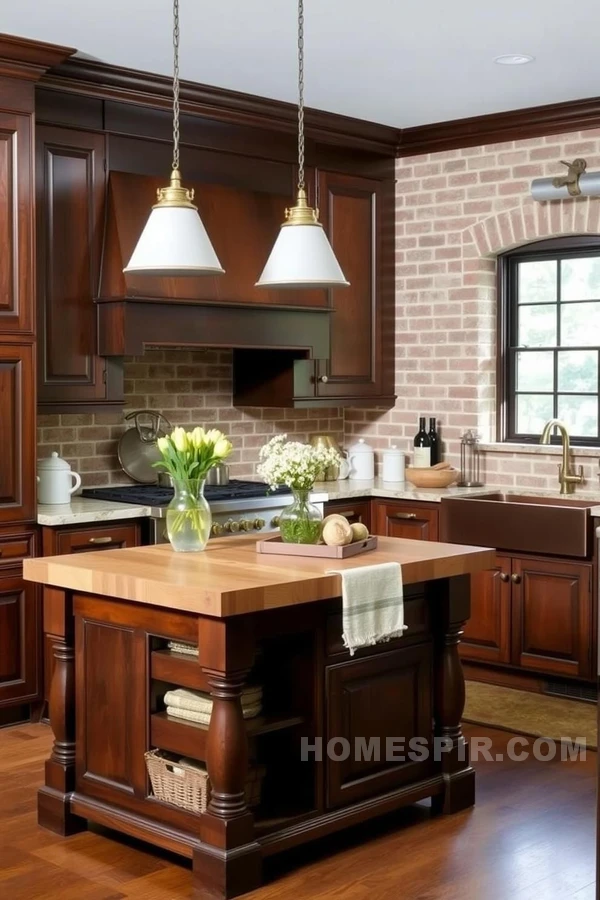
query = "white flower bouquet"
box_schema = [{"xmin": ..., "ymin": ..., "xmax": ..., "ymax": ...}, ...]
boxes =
[{"xmin": 258, "ymin": 434, "xmax": 340, "ymax": 544}]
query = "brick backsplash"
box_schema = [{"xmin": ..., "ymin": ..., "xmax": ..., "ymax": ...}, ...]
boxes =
[
  {"xmin": 346, "ymin": 128, "xmax": 600, "ymax": 490},
  {"xmin": 37, "ymin": 349, "xmax": 344, "ymax": 487}
]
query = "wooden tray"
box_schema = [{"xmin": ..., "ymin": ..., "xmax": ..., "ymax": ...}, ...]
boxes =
[{"xmin": 256, "ymin": 535, "xmax": 378, "ymax": 559}]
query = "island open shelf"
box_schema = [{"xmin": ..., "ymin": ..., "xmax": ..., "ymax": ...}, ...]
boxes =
[{"xmin": 24, "ymin": 534, "xmax": 495, "ymax": 899}]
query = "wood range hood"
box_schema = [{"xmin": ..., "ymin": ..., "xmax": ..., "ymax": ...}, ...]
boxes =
[{"xmin": 96, "ymin": 171, "xmax": 330, "ymax": 360}]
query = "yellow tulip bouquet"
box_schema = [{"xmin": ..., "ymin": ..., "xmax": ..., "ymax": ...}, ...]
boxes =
[{"xmin": 154, "ymin": 427, "xmax": 233, "ymax": 552}]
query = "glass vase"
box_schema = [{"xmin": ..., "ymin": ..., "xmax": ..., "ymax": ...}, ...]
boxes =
[
  {"xmin": 166, "ymin": 478, "xmax": 212, "ymax": 552},
  {"xmin": 279, "ymin": 488, "xmax": 323, "ymax": 544}
]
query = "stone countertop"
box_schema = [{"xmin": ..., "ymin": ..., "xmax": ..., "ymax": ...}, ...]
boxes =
[{"xmin": 37, "ymin": 479, "xmax": 600, "ymax": 526}]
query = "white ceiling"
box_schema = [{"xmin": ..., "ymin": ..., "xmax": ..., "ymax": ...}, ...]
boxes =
[{"xmin": 3, "ymin": 0, "xmax": 600, "ymax": 128}]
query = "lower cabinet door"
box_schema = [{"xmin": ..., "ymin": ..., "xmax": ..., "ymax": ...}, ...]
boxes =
[
  {"xmin": 372, "ymin": 500, "xmax": 439, "ymax": 540},
  {"xmin": 0, "ymin": 571, "xmax": 39, "ymax": 706},
  {"xmin": 323, "ymin": 499, "xmax": 371, "ymax": 533},
  {"xmin": 511, "ymin": 556, "xmax": 592, "ymax": 679},
  {"xmin": 326, "ymin": 644, "xmax": 433, "ymax": 809},
  {"xmin": 460, "ymin": 555, "xmax": 511, "ymax": 664}
]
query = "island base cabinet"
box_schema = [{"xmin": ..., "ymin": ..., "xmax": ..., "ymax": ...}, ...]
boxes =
[{"xmin": 37, "ymin": 574, "xmax": 475, "ymax": 900}]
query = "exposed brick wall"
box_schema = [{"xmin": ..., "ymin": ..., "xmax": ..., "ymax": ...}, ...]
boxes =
[
  {"xmin": 37, "ymin": 349, "xmax": 344, "ymax": 487},
  {"xmin": 346, "ymin": 128, "xmax": 600, "ymax": 489}
]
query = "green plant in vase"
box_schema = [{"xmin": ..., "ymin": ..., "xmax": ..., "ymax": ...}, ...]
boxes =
[
  {"xmin": 257, "ymin": 434, "xmax": 341, "ymax": 544},
  {"xmin": 154, "ymin": 427, "xmax": 232, "ymax": 552}
]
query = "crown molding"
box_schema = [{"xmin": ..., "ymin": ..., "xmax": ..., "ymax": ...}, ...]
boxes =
[{"xmin": 0, "ymin": 33, "xmax": 74, "ymax": 81}]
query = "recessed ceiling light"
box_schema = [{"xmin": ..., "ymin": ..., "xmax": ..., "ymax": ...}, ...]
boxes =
[{"xmin": 494, "ymin": 54, "xmax": 535, "ymax": 66}]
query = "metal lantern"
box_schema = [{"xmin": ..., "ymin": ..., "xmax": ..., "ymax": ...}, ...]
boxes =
[{"xmin": 458, "ymin": 430, "xmax": 483, "ymax": 487}]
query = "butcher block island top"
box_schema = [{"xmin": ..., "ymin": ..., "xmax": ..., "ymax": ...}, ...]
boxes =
[
  {"xmin": 24, "ymin": 534, "xmax": 495, "ymax": 617},
  {"xmin": 29, "ymin": 534, "xmax": 495, "ymax": 900}
]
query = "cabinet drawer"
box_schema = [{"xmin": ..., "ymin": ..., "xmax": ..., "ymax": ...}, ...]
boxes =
[
  {"xmin": 53, "ymin": 523, "xmax": 141, "ymax": 555},
  {"xmin": 323, "ymin": 499, "xmax": 371, "ymax": 532},
  {"xmin": 325, "ymin": 591, "xmax": 430, "ymax": 657},
  {"xmin": 0, "ymin": 528, "xmax": 37, "ymax": 567},
  {"xmin": 372, "ymin": 500, "xmax": 439, "ymax": 541}
]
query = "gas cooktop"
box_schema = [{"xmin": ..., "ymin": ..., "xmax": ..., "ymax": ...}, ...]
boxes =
[{"xmin": 81, "ymin": 480, "xmax": 289, "ymax": 507}]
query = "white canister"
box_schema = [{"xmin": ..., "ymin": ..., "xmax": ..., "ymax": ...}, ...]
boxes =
[
  {"xmin": 382, "ymin": 446, "xmax": 405, "ymax": 483},
  {"xmin": 37, "ymin": 452, "xmax": 82, "ymax": 505},
  {"xmin": 347, "ymin": 439, "xmax": 375, "ymax": 481}
]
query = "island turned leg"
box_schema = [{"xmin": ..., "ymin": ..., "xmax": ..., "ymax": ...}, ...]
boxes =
[
  {"xmin": 195, "ymin": 617, "xmax": 261, "ymax": 900},
  {"xmin": 431, "ymin": 574, "xmax": 475, "ymax": 815},
  {"xmin": 38, "ymin": 589, "xmax": 86, "ymax": 836}
]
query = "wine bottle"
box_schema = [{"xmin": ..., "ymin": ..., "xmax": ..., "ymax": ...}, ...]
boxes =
[
  {"xmin": 413, "ymin": 417, "xmax": 431, "ymax": 467},
  {"xmin": 428, "ymin": 417, "xmax": 439, "ymax": 466}
]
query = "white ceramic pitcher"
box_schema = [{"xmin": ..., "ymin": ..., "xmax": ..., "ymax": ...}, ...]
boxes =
[{"xmin": 37, "ymin": 452, "xmax": 81, "ymax": 505}]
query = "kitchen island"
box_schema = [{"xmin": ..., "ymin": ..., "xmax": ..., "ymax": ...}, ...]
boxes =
[{"xmin": 24, "ymin": 535, "xmax": 495, "ymax": 899}]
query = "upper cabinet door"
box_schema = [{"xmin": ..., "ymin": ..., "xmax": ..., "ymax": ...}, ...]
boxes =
[
  {"xmin": 0, "ymin": 344, "xmax": 35, "ymax": 524},
  {"xmin": 315, "ymin": 170, "xmax": 394, "ymax": 404},
  {"xmin": 0, "ymin": 113, "xmax": 33, "ymax": 333},
  {"xmin": 36, "ymin": 126, "xmax": 109, "ymax": 407}
]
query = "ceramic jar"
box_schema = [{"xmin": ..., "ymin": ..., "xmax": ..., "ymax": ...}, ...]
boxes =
[
  {"xmin": 37, "ymin": 452, "xmax": 81, "ymax": 505},
  {"xmin": 347, "ymin": 439, "xmax": 375, "ymax": 481},
  {"xmin": 382, "ymin": 446, "xmax": 405, "ymax": 483}
]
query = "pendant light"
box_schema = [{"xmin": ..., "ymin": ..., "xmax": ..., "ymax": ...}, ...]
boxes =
[
  {"xmin": 256, "ymin": 0, "xmax": 349, "ymax": 289},
  {"xmin": 124, "ymin": 0, "xmax": 224, "ymax": 276}
]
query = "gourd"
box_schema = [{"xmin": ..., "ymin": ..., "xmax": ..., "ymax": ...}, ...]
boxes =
[
  {"xmin": 322, "ymin": 516, "xmax": 353, "ymax": 547},
  {"xmin": 350, "ymin": 522, "xmax": 369, "ymax": 542}
]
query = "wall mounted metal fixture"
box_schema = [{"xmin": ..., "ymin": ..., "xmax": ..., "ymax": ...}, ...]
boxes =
[{"xmin": 531, "ymin": 157, "xmax": 600, "ymax": 201}]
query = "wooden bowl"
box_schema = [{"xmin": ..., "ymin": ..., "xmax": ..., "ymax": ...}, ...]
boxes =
[{"xmin": 405, "ymin": 467, "xmax": 459, "ymax": 488}]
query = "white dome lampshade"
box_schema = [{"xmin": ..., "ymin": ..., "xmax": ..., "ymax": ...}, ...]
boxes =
[
  {"xmin": 256, "ymin": 189, "xmax": 349, "ymax": 289},
  {"xmin": 123, "ymin": 170, "xmax": 224, "ymax": 277}
]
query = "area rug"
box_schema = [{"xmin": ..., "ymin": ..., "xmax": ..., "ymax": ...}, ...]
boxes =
[{"xmin": 463, "ymin": 680, "xmax": 597, "ymax": 750}]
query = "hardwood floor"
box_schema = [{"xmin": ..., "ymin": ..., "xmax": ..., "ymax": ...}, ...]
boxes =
[{"xmin": 0, "ymin": 723, "xmax": 595, "ymax": 899}]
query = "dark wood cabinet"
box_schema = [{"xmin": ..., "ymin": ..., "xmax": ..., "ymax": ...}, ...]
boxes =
[
  {"xmin": 0, "ymin": 343, "xmax": 36, "ymax": 525},
  {"xmin": 315, "ymin": 171, "xmax": 394, "ymax": 405},
  {"xmin": 372, "ymin": 500, "xmax": 439, "ymax": 541},
  {"xmin": 0, "ymin": 525, "xmax": 39, "ymax": 709},
  {"xmin": 325, "ymin": 644, "xmax": 434, "ymax": 809},
  {"xmin": 511, "ymin": 556, "xmax": 592, "ymax": 679},
  {"xmin": 323, "ymin": 498, "xmax": 372, "ymax": 533},
  {"xmin": 36, "ymin": 125, "xmax": 121, "ymax": 410},
  {"xmin": 42, "ymin": 520, "xmax": 142, "ymax": 707},
  {"xmin": 460, "ymin": 555, "xmax": 511, "ymax": 665},
  {"xmin": 0, "ymin": 112, "xmax": 34, "ymax": 334}
]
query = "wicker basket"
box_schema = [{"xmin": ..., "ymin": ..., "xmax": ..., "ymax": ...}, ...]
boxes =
[
  {"xmin": 145, "ymin": 750, "xmax": 209, "ymax": 813},
  {"xmin": 145, "ymin": 750, "xmax": 266, "ymax": 813}
]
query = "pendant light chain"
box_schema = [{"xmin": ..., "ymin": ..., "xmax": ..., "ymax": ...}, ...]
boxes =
[
  {"xmin": 172, "ymin": 0, "xmax": 181, "ymax": 172},
  {"xmin": 297, "ymin": 0, "xmax": 305, "ymax": 192}
]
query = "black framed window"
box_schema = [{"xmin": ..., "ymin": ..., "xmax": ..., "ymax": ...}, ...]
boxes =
[{"xmin": 499, "ymin": 236, "xmax": 600, "ymax": 446}]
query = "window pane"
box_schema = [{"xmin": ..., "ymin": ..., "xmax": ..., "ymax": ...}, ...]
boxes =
[
  {"xmin": 561, "ymin": 256, "xmax": 600, "ymax": 301},
  {"xmin": 560, "ymin": 302, "xmax": 600, "ymax": 346},
  {"xmin": 518, "ymin": 304, "xmax": 557, "ymax": 347},
  {"xmin": 518, "ymin": 260, "xmax": 557, "ymax": 304},
  {"xmin": 516, "ymin": 351, "xmax": 554, "ymax": 391},
  {"xmin": 557, "ymin": 350, "xmax": 598, "ymax": 392},
  {"xmin": 557, "ymin": 395, "xmax": 598, "ymax": 437},
  {"xmin": 516, "ymin": 394, "xmax": 554, "ymax": 434}
]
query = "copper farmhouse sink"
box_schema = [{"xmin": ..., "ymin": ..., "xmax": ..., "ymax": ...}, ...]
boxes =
[{"xmin": 439, "ymin": 492, "xmax": 598, "ymax": 558}]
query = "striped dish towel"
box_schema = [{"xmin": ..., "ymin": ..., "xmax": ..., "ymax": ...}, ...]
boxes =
[
  {"xmin": 327, "ymin": 561, "xmax": 406, "ymax": 656},
  {"xmin": 166, "ymin": 703, "xmax": 262, "ymax": 725}
]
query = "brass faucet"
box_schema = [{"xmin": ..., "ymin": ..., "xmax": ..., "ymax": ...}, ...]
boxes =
[{"xmin": 539, "ymin": 419, "xmax": 584, "ymax": 494}]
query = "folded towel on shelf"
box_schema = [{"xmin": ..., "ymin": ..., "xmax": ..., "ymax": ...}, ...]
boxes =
[
  {"xmin": 164, "ymin": 686, "xmax": 263, "ymax": 718},
  {"xmin": 167, "ymin": 641, "xmax": 199, "ymax": 657},
  {"xmin": 326, "ymin": 561, "xmax": 406, "ymax": 657},
  {"xmin": 166, "ymin": 702, "xmax": 263, "ymax": 725}
]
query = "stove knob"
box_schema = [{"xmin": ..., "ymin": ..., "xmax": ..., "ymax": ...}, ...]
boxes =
[
  {"xmin": 229, "ymin": 520, "xmax": 241, "ymax": 533},
  {"xmin": 239, "ymin": 520, "xmax": 252, "ymax": 532},
  {"xmin": 271, "ymin": 515, "xmax": 280, "ymax": 528},
  {"xmin": 211, "ymin": 523, "xmax": 224, "ymax": 537},
  {"xmin": 253, "ymin": 518, "xmax": 266, "ymax": 530}
]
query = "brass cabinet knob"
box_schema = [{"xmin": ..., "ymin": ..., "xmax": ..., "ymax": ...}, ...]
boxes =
[
  {"xmin": 271, "ymin": 515, "xmax": 281, "ymax": 528},
  {"xmin": 253, "ymin": 518, "xmax": 266, "ymax": 530},
  {"xmin": 499, "ymin": 572, "xmax": 510, "ymax": 582},
  {"xmin": 511, "ymin": 573, "xmax": 522, "ymax": 584},
  {"xmin": 211, "ymin": 523, "xmax": 224, "ymax": 537},
  {"xmin": 240, "ymin": 520, "xmax": 252, "ymax": 532}
]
